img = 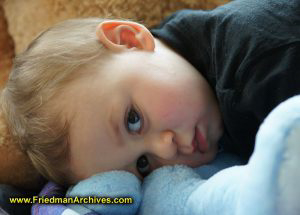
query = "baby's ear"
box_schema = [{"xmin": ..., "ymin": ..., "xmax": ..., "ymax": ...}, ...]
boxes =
[{"xmin": 96, "ymin": 20, "xmax": 155, "ymax": 52}]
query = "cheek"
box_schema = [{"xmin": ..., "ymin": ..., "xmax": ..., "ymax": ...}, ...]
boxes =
[{"xmin": 147, "ymin": 90, "xmax": 200, "ymax": 127}]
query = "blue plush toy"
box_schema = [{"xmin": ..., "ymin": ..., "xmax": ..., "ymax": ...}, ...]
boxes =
[{"xmin": 66, "ymin": 95, "xmax": 300, "ymax": 215}]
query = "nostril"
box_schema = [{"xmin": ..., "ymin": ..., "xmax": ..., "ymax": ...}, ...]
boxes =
[
  {"xmin": 161, "ymin": 130, "xmax": 174, "ymax": 144},
  {"xmin": 172, "ymin": 136, "xmax": 177, "ymax": 145},
  {"xmin": 170, "ymin": 134, "xmax": 177, "ymax": 146}
]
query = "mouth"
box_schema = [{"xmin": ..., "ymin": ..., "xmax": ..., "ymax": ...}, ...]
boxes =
[{"xmin": 192, "ymin": 127, "xmax": 208, "ymax": 153}]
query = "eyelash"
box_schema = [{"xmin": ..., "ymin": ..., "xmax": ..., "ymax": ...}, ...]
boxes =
[{"xmin": 125, "ymin": 105, "xmax": 144, "ymax": 134}]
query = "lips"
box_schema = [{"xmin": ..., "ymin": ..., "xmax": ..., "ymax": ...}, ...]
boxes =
[{"xmin": 193, "ymin": 127, "xmax": 208, "ymax": 153}]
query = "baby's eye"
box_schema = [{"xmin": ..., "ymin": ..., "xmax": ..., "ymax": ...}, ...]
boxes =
[
  {"xmin": 136, "ymin": 155, "xmax": 151, "ymax": 177},
  {"xmin": 126, "ymin": 106, "xmax": 143, "ymax": 134}
]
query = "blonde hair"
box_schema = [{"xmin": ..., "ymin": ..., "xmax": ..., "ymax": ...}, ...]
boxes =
[{"xmin": 0, "ymin": 18, "xmax": 110, "ymax": 186}]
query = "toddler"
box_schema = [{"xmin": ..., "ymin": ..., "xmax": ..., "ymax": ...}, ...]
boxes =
[
  {"xmin": 0, "ymin": 18, "xmax": 223, "ymax": 186},
  {"xmin": 1, "ymin": 0, "xmax": 300, "ymax": 186}
]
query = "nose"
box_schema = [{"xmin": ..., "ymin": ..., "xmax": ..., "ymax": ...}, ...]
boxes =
[{"xmin": 147, "ymin": 130, "xmax": 178, "ymax": 160}]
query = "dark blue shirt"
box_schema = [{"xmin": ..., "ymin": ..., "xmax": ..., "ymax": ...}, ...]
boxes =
[{"xmin": 150, "ymin": 0, "xmax": 300, "ymax": 161}]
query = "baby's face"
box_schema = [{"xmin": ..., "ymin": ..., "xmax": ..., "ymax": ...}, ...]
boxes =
[{"xmin": 64, "ymin": 39, "xmax": 223, "ymax": 182}]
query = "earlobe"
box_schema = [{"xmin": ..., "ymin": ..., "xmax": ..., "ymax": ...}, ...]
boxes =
[{"xmin": 96, "ymin": 20, "xmax": 155, "ymax": 52}]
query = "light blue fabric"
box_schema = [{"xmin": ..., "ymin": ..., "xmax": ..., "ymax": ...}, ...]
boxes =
[
  {"xmin": 66, "ymin": 95, "xmax": 300, "ymax": 215},
  {"xmin": 66, "ymin": 171, "xmax": 142, "ymax": 215}
]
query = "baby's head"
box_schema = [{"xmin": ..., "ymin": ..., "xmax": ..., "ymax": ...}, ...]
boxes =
[{"xmin": 0, "ymin": 18, "xmax": 223, "ymax": 186}]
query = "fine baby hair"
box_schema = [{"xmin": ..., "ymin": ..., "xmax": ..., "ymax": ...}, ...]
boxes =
[{"xmin": 0, "ymin": 18, "xmax": 112, "ymax": 185}]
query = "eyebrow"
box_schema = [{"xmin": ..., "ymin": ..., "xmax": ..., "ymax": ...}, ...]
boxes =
[{"xmin": 109, "ymin": 109, "xmax": 123, "ymax": 146}]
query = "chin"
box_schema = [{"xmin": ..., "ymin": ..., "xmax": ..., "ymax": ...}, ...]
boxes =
[
  {"xmin": 185, "ymin": 151, "xmax": 217, "ymax": 168},
  {"xmin": 199, "ymin": 147, "xmax": 218, "ymax": 165}
]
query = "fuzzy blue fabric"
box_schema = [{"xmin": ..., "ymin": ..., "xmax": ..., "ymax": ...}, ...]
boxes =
[
  {"xmin": 66, "ymin": 171, "xmax": 142, "ymax": 215},
  {"xmin": 66, "ymin": 95, "xmax": 300, "ymax": 215}
]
